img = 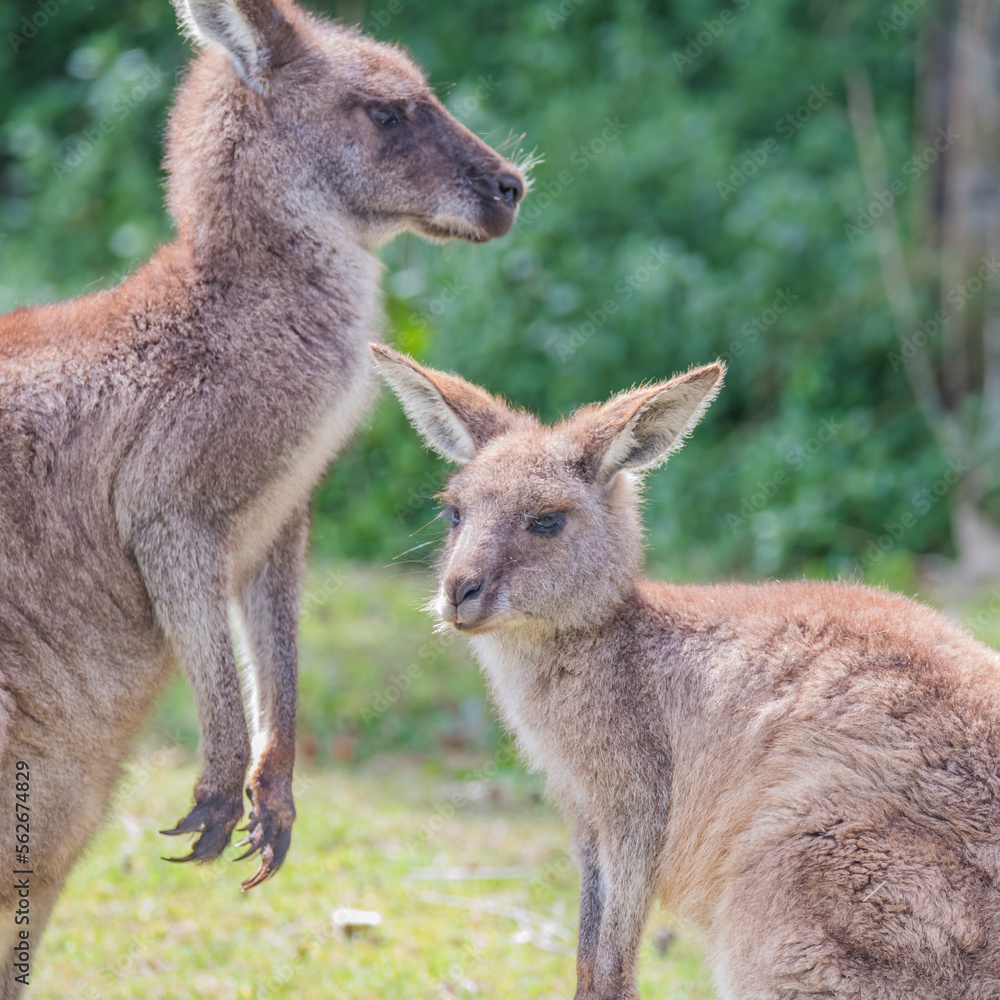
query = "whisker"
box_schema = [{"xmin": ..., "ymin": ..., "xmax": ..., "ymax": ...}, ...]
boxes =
[
  {"xmin": 496, "ymin": 130, "xmax": 527, "ymax": 154},
  {"xmin": 506, "ymin": 141, "xmax": 543, "ymax": 194},
  {"xmin": 382, "ymin": 563, "xmax": 434, "ymax": 577},
  {"xmin": 392, "ymin": 538, "xmax": 438, "ymax": 561},
  {"xmin": 410, "ymin": 509, "xmax": 448, "ymax": 538},
  {"xmin": 513, "ymin": 148, "xmax": 544, "ymax": 174}
]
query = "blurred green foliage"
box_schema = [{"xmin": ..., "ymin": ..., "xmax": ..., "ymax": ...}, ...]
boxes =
[{"xmin": 0, "ymin": 0, "xmax": 960, "ymax": 582}]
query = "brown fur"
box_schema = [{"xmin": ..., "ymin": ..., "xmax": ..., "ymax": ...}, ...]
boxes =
[
  {"xmin": 0, "ymin": 1, "xmax": 524, "ymax": 989},
  {"xmin": 374, "ymin": 344, "xmax": 1000, "ymax": 1000}
]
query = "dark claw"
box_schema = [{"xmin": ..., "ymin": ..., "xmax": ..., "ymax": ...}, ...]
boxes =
[
  {"xmin": 159, "ymin": 808, "xmax": 207, "ymax": 837},
  {"xmin": 241, "ymin": 845, "xmax": 279, "ymax": 891},
  {"xmin": 160, "ymin": 792, "xmax": 243, "ymax": 864},
  {"xmin": 241, "ymin": 865, "xmax": 271, "ymax": 891},
  {"xmin": 236, "ymin": 807, "xmax": 292, "ymax": 891},
  {"xmin": 162, "ymin": 852, "xmax": 198, "ymax": 863}
]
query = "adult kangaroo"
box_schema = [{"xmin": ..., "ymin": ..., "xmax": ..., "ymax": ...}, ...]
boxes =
[{"xmin": 0, "ymin": 0, "xmax": 525, "ymax": 986}]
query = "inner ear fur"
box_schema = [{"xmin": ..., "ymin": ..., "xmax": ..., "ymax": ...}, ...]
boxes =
[
  {"xmin": 574, "ymin": 362, "xmax": 725, "ymax": 485},
  {"xmin": 175, "ymin": 0, "xmax": 298, "ymax": 88},
  {"xmin": 371, "ymin": 344, "xmax": 530, "ymax": 463}
]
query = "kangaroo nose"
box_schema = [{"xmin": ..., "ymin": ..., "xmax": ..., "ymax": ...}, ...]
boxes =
[
  {"xmin": 493, "ymin": 172, "xmax": 524, "ymax": 207},
  {"xmin": 450, "ymin": 578, "xmax": 484, "ymax": 606}
]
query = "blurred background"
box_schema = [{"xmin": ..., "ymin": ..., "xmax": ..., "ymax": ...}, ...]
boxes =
[
  {"xmin": 4, "ymin": 0, "xmax": 1000, "ymax": 589},
  {"xmin": 3, "ymin": 2, "xmax": 1000, "ymax": 996}
]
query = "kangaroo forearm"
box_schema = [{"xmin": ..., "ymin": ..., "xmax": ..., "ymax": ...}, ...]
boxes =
[
  {"xmin": 176, "ymin": 633, "xmax": 251, "ymax": 794},
  {"xmin": 238, "ymin": 507, "xmax": 308, "ymax": 771},
  {"xmin": 574, "ymin": 820, "xmax": 604, "ymax": 992},
  {"xmin": 587, "ymin": 827, "xmax": 659, "ymax": 1000},
  {"xmin": 245, "ymin": 635, "xmax": 298, "ymax": 774}
]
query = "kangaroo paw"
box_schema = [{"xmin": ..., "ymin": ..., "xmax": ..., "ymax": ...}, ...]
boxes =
[
  {"xmin": 234, "ymin": 777, "xmax": 295, "ymax": 890},
  {"xmin": 160, "ymin": 790, "xmax": 244, "ymax": 863}
]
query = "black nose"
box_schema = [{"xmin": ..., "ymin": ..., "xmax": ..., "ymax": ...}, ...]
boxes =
[
  {"xmin": 493, "ymin": 172, "xmax": 523, "ymax": 207},
  {"xmin": 450, "ymin": 578, "xmax": 484, "ymax": 606}
]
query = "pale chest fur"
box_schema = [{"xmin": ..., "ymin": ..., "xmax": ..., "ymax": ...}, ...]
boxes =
[
  {"xmin": 474, "ymin": 638, "xmax": 552, "ymax": 766},
  {"xmin": 228, "ymin": 341, "xmax": 377, "ymax": 582},
  {"xmin": 471, "ymin": 635, "xmax": 594, "ymax": 811},
  {"xmin": 224, "ymin": 243, "xmax": 383, "ymax": 582}
]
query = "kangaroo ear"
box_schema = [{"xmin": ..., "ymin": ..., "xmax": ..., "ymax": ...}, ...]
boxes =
[
  {"xmin": 581, "ymin": 362, "xmax": 725, "ymax": 485},
  {"xmin": 371, "ymin": 345, "xmax": 527, "ymax": 464},
  {"xmin": 174, "ymin": 0, "xmax": 296, "ymax": 89}
]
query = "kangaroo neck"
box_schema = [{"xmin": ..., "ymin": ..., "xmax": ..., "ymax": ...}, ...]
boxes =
[
  {"xmin": 181, "ymin": 218, "xmax": 384, "ymax": 349},
  {"xmin": 469, "ymin": 600, "xmax": 638, "ymax": 681}
]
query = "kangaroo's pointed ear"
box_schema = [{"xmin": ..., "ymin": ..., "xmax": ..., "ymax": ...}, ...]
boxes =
[
  {"xmin": 579, "ymin": 362, "xmax": 725, "ymax": 486},
  {"xmin": 174, "ymin": 0, "xmax": 296, "ymax": 90},
  {"xmin": 371, "ymin": 345, "xmax": 528, "ymax": 464}
]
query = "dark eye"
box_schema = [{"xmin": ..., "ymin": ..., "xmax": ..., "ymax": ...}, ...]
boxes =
[
  {"xmin": 369, "ymin": 105, "xmax": 402, "ymax": 128},
  {"xmin": 527, "ymin": 512, "xmax": 566, "ymax": 537},
  {"xmin": 448, "ymin": 507, "xmax": 461, "ymax": 526}
]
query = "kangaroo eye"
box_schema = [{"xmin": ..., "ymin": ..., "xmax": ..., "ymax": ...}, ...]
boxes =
[
  {"xmin": 527, "ymin": 512, "xmax": 566, "ymax": 537},
  {"xmin": 448, "ymin": 507, "xmax": 461, "ymax": 526},
  {"xmin": 369, "ymin": 105, "xmax": 402, "ymax": 128}
]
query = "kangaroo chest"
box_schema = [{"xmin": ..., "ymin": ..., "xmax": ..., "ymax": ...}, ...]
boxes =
[
  {"xmin": 227, "ymin": 343, "xmax": 377, "ymax": 580},
  {"xmin": 474, "ymin": 639, "xmax": 641, "ymax": 813}
]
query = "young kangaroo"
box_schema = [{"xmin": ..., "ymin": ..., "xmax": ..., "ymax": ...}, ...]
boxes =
[
  {"xmin": 374, "ymin": 344, "xmax": 1000, "ymax": 1000},
  {"xmin": 0, "ymin": 0, "xmax": 524, "ymax": 984}
]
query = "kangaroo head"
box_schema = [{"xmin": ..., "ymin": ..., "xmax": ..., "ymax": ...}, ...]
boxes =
[
  {"xmin": 372, "ymin": 345, "xmax": 724, "ymax": 637},
  {"xmin": 168, "ymin": 0, "xmax": 527, "ymax": 253}
]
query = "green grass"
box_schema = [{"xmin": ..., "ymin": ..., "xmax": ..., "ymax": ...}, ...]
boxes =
[
  {"xmin": 36, "ymin": 759, "xmax": 713, "ymax": 999},
  {"xmin": 30, "ymin": 562, "xmax": 1000, "ymax": 999}
]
